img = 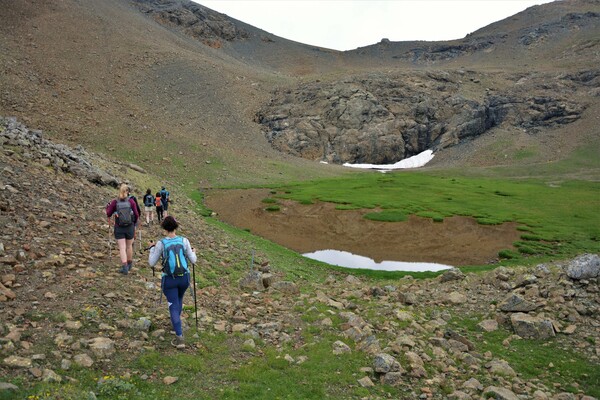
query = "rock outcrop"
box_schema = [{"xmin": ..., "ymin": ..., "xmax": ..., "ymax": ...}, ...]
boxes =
[
  {"xmin": 133, "ymin": 0, "xmax": 249, "ymax": 48},
  {"xmin": 256, "ymin": 70, "xmax": 589, "ymax": 164},
  {"xmin": 1, "ymin": 117, "xmax": 119, "ymax": 187}
]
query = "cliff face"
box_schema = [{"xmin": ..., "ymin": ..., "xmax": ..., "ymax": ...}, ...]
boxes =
[
  {"xmin": 132, "ymin": 0, "xmax": 249, "ymax": 48},
  {"xmin": 256, "ymin": 70, "xmax": 592, "ymax": 164}
]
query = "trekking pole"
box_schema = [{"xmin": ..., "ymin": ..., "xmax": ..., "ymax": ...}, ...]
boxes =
[
  {"xmin": 192, "ymin": 263, "xmax": 198, "ymax": 330},
  {"xmin": 108, "ymin": 225, "xmax": 112, "ymax": 259}
]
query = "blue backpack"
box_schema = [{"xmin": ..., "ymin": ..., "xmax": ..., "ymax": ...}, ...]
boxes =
[
  {"xmin": 143, "ymin": 194, "xmax": 154, "ymax": 207},
  {"xmin": 161, "ymin": 237, "xmax": 189, "ymax": 277}
]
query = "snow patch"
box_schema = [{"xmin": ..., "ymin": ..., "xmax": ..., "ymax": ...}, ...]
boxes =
[{"xmin": 343, "ymin": 149, "xmax": 434, "ymax": 170}]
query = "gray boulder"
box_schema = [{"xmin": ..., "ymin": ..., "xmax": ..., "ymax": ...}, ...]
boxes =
[
  {"xmin": 373, "ymin": 353, "xmax": 401, "ymax": 373},
  {"xmin": 239, "ymin": 271, "xmax": 265, "ymax": 291},
  {"xmin": 0, "ymin": 382, "xmax": 19, "ymax": 391},
  {"xmin": 440, "ymin": 268, "xmax": 466, "ymax": 282},
  {"xmin": 271, "ymin": 281, "xmax": 299, "ymax": 295},
  {"xmin": 499, "ymin": 294, "xmax": 538, "ymax": 312},
  {"xmin": 88, "ymin": 337, "xmax": 115, "ymax": 358},
  {"xmin": 483, "ymin": 386, "xmax": 520, "ymax": 400},
  {"xmin": 565, "ymin": 254, "xmax": 600, "ymax": 280},
  {"xmin": 510, "ymin": 312, "xmax": 555, "ymax": 339}
]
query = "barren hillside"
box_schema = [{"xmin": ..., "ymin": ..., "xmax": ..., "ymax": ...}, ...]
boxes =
[{"xmin": 0, "ymin": 0, "xmax": 598, "ymax": 187}]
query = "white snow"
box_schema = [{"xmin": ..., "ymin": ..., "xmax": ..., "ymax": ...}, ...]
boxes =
[
  {"xmin": 342, "ymin": 149, "xmax": 434, "ymax": 170},
  {"xmin": 303, "ymin": 249, "xmax": 452, "ymax": 272}
]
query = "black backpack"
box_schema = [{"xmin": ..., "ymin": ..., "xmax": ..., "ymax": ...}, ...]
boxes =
[{"xmin": 115, "ymin": 199, "xmax": 133, "ymax": 226}]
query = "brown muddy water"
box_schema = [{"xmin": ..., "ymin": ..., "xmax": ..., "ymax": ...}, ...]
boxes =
[{"xmin": 204, "ymin": 188, "xmax": 522, "ymax": 268}]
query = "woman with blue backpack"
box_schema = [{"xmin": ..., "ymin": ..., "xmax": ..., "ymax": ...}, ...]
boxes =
[{"xmin": 148, "ymin": 216, "xmax": 197, "ymax": 349}]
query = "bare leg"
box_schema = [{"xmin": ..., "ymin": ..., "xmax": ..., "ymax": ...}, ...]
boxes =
[
  {"xmin": 126, "ymin": 238, "xmax": 134, "ymax": 262},
  {"xmin": 117, "ymin": 238, "xmax": 127, "ymax": 264}
]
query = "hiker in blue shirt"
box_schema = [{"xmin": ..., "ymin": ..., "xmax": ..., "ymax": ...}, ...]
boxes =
[
  {"xmin": 159, "ymin": 186, "xmax": 170, "ymax": 217},
  {"xmin": 148, "ymin": 216, "xmax": 197, "ymax": 348}
]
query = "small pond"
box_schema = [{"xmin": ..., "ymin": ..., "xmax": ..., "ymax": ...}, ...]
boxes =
[{"xmin": 303, "ymin": 249, "xmax": 453, "ymax": 272}]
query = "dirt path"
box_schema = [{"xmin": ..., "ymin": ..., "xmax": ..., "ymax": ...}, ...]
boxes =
[{"xmin": 205, "ymin": 189, "xmax": 522, "ymax": 267}]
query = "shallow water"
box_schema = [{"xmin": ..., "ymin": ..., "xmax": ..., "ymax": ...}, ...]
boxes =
[
  {"xmin": 205, "ymin": 188, "xmax": 521, "ymax": 268},
  {"xmin": 303, "ymin": 249, "xmax": 453, "ymax": 272}
]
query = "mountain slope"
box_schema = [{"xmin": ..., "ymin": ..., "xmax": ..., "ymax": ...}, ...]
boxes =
[{"xmin": 0, "ymin": 0, "xmax": 598, "ymax": 188}]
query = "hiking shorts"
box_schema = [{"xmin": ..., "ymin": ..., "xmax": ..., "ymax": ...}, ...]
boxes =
[
  {"xmin": 114, "ymin": 224, "xmax": 135, "ymax": 240},
  {"xmin": 162, "ymin": 200, "xmax": 168, "ymax": 211},
  {"xmin": 144, "ymin": 206, "xmax": 154, "ymax": 213}
]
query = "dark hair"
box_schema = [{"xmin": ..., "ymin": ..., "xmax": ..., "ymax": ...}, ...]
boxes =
[
  {"xmin": 161, "ymin": 216, "xmax": 178, "ymax": 232},
  {"xmin": 146, "ymin": 188, "xmax": 151, "ymax": 195}
]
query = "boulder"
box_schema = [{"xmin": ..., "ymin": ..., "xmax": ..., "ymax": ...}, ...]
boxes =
[
  {"xmin": 565, "ymin": 253, "xmax": 600, "ymax": 280},
  {"xmin": 395, "ymin": 310, "xmax": 414, "ymax": 322},
  {"xmin": 499, "ymin": 294, "xmax": 538, "ymax": 312},
  {"xmin": 88, "ymin": 337, "xmax": 115, "ymax": 358},
  {"xmin": 381, "ymin": 371, "xmax": 404, "ymax": 386},
  {"xmin": 486, "ymin": 359, "xmax": 516, "ymax": 377},
  {"xmin": 271, "ymin": 281, "xmax": 300, "ymax": 295},
  {"xmin": 373, "ymin": 353, "xmax": 401, "ymax": 373},
  {"xmin": 135, "ymin": 317, "xmax": 152, "ymax": 332},
  {"xmin": 42, "ymin": 369, "xmax": 62, "ymax": 383},
  {"xmin": 405, "ymin": 351, "xmax": 427, "ymax": 377},
  {"xmin": 478, "ymin": 319, "xmax": 499, "ymax": 332},
  {"xmin": 3, "ymin": 356, "xmax": 32, "ymax": 368},
  {"xmin": 357, "ymin": 376, "xmax": 375, "ymax": 388},
  {"xmin": 239, "ymin": 271, "xmax": 265, "ymax": 291},
  {"xmin": 440, "ymin": 268, "xmax": 466, "ymax": 282},
  {"xmin": 332, "ymin": 340, "xmax": 352, "ymax": 355},
  {"xmin": 73, "ymin": 353, "xmax": 94, "ymax": 368},
  {"xmin": 398, "ymin": 291, "xmax": 417, "ymax": 305},
  {"xmin": 445, "ymin": 291, "xmax": 467, "ymax": 304},
  {"xmin": 0, "ymin": 382, "xmax": 19, "ymax": 391},
  {"xmin": 510, "ymin": 313, "xmax": 555, "ymax": 339},
  {"xmin": 483, "ymin": 386, "xmax": 520, "ymax": 400}
]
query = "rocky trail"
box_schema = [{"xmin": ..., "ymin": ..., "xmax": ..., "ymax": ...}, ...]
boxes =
[{"xmin": 0, "ymin": 117, "xmax": 599, "ymax": 399}]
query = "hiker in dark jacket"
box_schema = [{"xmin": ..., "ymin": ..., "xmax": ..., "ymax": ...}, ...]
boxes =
[
  {"xmin": 160, "ymin": 186, "xmax": 170, "ymax": 217},
  {"xmin": 106, "ymin": 183, "xmax": 139, "ymax": 275},
  {"xmin": 148, "ymin": 216, "xmax": 197, "ymax": 348}
]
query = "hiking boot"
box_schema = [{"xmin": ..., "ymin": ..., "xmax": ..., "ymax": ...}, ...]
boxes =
[
  {"xmin": 119, "ymin": 265, "xmax": 128, "ymax": 275},
  {"xmin": 127, "ymin": 262, "xmax": 133, "ymax": 272},
  {"xmin": 171, "ymin": 335, "xmax": 185, "ymax": 349}
]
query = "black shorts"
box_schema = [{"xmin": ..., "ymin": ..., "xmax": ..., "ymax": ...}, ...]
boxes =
[{"xmin": 114, "ymin": 224, "xmax": 135, "ymax": 240}]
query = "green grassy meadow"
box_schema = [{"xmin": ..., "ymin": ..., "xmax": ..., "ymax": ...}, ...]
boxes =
[{"xmin": 266, "ymin": 171, "xmax": 600, "ymax": 268}]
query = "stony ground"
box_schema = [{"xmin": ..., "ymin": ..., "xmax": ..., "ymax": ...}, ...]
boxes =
[{"xmin": 1, "ymin": 119, "xmax": 599, "ymax": 399}]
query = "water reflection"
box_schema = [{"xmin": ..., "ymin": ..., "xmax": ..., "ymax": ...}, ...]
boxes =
[{"xmin": 303, "ymin": 249, "xmax": 452, "ymax": 272}]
